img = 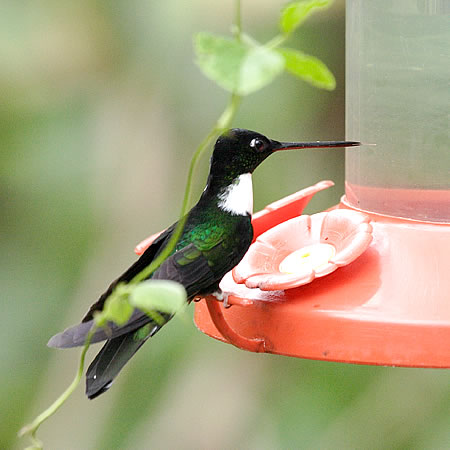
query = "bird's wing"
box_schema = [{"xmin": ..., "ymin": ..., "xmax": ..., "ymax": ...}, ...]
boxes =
[
  {"xmin": 153, "ymin": 242, "xmax": 220, "ymax": 295},
  {"xmin": 47, "ymin": 238, "xmax": 224, "ymax": 348},
  {"xmin": 81, "ymin": 224, "xmax": 176, "ymax": 322}
]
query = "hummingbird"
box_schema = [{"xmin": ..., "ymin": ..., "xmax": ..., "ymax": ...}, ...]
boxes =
[{"xmin": 48, "ymin": 128, "xmax": 359, "ymax": 399}]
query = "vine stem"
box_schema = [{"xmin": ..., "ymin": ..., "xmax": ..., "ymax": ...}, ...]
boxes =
[
  {"xmin": 20, "ymin": 1, "xmax": 243, "ymax": 447},
  {"xmin": 18, "ymin": 93, "xmax": 241, "ymax": 449},
  {"xmin": 132, "ymin": 0, "xmax": 243, "ymax": 281},
  {"xmin": 130, "ymin": 92, "xmax": 241, "ymax": 284},
  {"xmin": 265, "ymin": 33, "xmax": 289, "ymax": 49},
  {"xmin": 18, "ymin": 326, "xmax": 97, "ymax": 448},
  {"xmin": 233, "ymin": 0, "xmax": 242, "ymax": 42}
]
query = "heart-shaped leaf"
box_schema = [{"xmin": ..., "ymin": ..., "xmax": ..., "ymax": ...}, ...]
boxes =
[
  {"xmin": 97, "ymin": 284, "xmax": 134, "ymax": 326},
  {"xmin": 278, "ymin": 47, "xmax": 336, "ymax": 90},
  {"xmin": 194, "ymin": 32, "xmax": 284, "ymax": 95},
  {"xmin": 280, "ymin": 0, "xmax": 332, "ymax": 34},
  {"xmin": 130, "ymin": 279, "xmax": 187, "ymax": 316}
]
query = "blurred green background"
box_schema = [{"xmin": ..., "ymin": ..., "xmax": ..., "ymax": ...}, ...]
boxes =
[{"xmin": 3, "ymin": 1, "xmax": 449, "ymax": 449}]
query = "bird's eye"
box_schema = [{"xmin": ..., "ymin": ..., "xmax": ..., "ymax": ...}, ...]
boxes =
[{"xmin": 250, "ymin": 138, "xmax": 266, "ymax": 152}]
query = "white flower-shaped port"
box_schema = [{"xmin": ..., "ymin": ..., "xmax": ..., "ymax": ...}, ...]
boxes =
[{"xmin": 232, "ymin": 209, "xmax": 373, "ymax": 291}]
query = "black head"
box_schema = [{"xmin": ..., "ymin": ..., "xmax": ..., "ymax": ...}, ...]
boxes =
[
  {"xmin": 209, "ymin": 129, "xmax": 276, "ymax": 181},
  {"xmin": 209, "ymin": 128, "xmax": 360, "ymax": 183}
]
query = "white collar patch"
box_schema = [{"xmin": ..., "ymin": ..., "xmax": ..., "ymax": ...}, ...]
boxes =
[{"xmin": 218, "ymin": 173, "xmax": 253, "ymax": 216}]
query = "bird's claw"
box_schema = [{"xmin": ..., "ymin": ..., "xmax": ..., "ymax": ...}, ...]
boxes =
[{"xmin": 211, "ymin": 289, "xmax": 231, "ymax": 308}]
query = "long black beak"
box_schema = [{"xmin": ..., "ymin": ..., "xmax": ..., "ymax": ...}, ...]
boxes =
[{"xmin": 272, "ymin": 140, "xmax": 360, "ymax": 151}]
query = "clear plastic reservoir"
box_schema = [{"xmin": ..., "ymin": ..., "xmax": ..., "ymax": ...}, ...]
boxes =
[{"xmin": 346, "ymin": 1, "xmax": 450, "ymax": 222}]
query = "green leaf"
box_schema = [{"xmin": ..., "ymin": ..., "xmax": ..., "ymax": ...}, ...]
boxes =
[
  {"xmin": 194, "ymin": 32, "xmax": 284, "ymax": 95},
  {"xmin": 278, "ymin": 47, "xmax": 336, "ymax": 90},
  {"xmin": 100, "ymin": 285, "xmax": 134, "ymax": 326},
  {"xmin": 129, "ymin": 280, "xmax": 187, "ymax": 316},
  {"xmin": 280, "ymin": 0, "xmax": 333, "ymax": 34},
  {"xmin": 240, "ymin": 46, "xmax": 285, "ymax": 95},
  {"xmin": 194, "ymin": 32, "xmax": 245, "ymax": 93}
]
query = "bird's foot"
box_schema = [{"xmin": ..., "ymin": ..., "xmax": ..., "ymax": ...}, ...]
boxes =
[{"xmin": 211, "ymin": 289, "xmax": 231, "ymax": 308}]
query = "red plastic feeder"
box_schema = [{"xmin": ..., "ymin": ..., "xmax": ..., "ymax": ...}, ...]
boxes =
[
  {"xmin": 192, "ymin": 181, "xmax": 450, "ymax": 367},
  {"xmin": 192, "ymin": 3, "xmax": 450, "ymax": 367}
]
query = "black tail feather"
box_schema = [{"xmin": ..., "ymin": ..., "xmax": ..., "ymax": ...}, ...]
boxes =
[
  {"xmin": 86, "ymin": 332, "xmax": 148, "ymax": 399},
  {"xmin": 86, "ymin": 318, "xmax": 169, "ymax": 399}
]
